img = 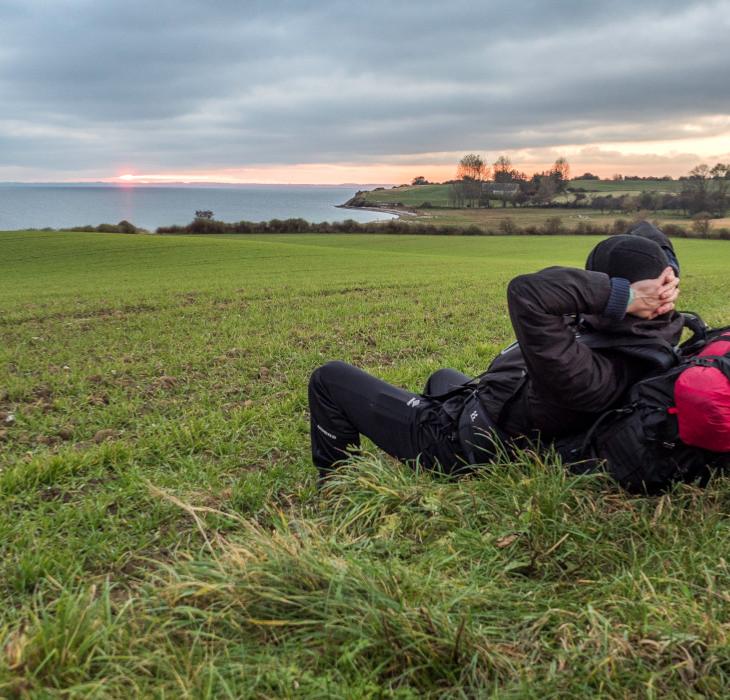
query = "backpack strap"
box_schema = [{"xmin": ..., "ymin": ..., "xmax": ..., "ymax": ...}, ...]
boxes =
[
  {"xmin": 680, "ymin": 311, "xmax": 708, "ymax": 342},
  {"xmin": 680, "ymin": 319, "xmax": 730, "ymax": 357},
  {"xmin": 690, "ymin": 354, "xmax": 730, "ymax": 380},
  {"xmin": 708, "ymin": 329, "xmax": 730, "ymax": 344},
  {"xmin": 421, "ymin": 378, "xmax": 478, "ymax": 401}
]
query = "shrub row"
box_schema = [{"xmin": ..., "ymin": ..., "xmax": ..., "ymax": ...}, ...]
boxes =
[
  {"xmin": 155, "ymin": 216, "xmax": 730, "ymax": 240},
  {"xmin": 156, "ymin": 217, "xmax": 487, "ymax": 236},
  {"xmin": 62, "ymin": 220, "xmax": 140, "ymax": 234}
]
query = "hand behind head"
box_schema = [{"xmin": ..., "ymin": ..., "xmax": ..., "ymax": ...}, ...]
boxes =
[{"xmin": 628, "ymin": 267, "xmax": 680, "ymax": 319}]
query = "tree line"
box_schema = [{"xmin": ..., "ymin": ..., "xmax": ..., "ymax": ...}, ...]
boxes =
[
  {"xmin": 571, "ymin": 163, "xmax": 730, "ymax": 216},
  {"xmin": 411, "ymin": 156, "xmax": 730, "ymax": 216},
  {"xmin": 439, "ymin": 154, "xmax": 571, "ymax": 209},
  {"xmin": 410, "ymin": 154, "xmax": 570, "ymax": 208}
]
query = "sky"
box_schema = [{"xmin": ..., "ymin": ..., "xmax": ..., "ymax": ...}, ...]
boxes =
[{"xmin": 1, "ymin": 0, "xmax": 730, "ymax": 184}]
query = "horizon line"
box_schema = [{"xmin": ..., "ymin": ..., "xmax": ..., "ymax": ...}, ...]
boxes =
[{"xmin": 0, "ymin": 180, "xmax": 397, "ymax": 187}]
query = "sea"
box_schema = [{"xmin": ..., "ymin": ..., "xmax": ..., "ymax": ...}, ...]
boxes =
[{"xmin": 0, "ymin": 184, "xmax": 395, "ymax": 231}]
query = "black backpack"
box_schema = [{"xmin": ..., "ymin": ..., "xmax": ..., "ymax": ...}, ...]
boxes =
[{"xmin": 556, "ymin": 313, "xmax": 730, "ymax": 493}]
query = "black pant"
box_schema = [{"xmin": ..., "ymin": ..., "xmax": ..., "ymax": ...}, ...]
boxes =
[{"xmin": 308, "ymin": 361, "xmax": 471, "ymax": 478}]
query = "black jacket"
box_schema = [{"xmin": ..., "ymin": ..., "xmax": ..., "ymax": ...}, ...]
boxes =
[{"xmin": 478, "ymin": 266, "xmax": 684, "ymax": 441}]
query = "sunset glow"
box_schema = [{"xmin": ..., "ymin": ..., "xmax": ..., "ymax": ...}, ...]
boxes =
[
  {"xmin": 118, "ymin": 173, "xmax": 215, "ymax": 183},
  {"xmin": 105, "ymin": 128, "xmax": 730, "ymax": 186}
]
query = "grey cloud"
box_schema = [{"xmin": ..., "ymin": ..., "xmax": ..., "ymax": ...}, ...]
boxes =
[{"xmin": 1, "ymin": 0, "xmax": 729, "ymax": 176}]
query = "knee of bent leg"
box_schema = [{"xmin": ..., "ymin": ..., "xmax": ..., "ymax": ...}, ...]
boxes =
[
  {"xmin": 309, "ymin": 360, "xmax": 348, "ymax": 393},
  {"xmin": 428, "ymin": 368, "xmax": 455, "ymax": 383},
  {"xmin": 424, "ymin": 367, "xmax": 459, "ymax": 394}
]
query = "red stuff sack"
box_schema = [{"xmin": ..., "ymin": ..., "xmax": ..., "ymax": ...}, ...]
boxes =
[{"xmin": 674, "ymin": 337, "xmax": 730, "ymax": 452}]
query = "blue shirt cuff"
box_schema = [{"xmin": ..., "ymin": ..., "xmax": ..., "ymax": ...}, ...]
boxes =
[{"xmin": 604, "ymin": 277, "xmax": 631, "ymax": 321}]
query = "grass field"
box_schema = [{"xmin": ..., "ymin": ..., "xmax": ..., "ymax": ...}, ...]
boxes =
[
  {"xmin": 2, "ymin": 230, "xmax": 730, "ymax": 697},
  {"xmin": 361, "ymin": 184, "xmax": 453, "ymax": 207},
  {"xmin": 570, "ymin": 179, "xmax": 683, "ymax": 193},
  {"xmin": 409, "ymin": 208, "xmax": 730, "ymax": 232},
  {"xmin": 412, "ymin": 208, "xmax": 730, "ymax": 234},
  {"xmin": 412, "ymin": 207, "xmax": 619, "ymax": 229}
]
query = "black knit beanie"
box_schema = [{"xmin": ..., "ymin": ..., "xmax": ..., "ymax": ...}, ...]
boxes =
[
  {"xmin": 625, "ymin": 221, "xmax": 681, "ymax": 275},
  {"xmin": 585, "ymin": 234, "xmax": 669, "ymax": 283}
]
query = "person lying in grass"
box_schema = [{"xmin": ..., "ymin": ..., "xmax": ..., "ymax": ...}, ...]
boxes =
[{"xmin": 309, "ymin": 222, "xmax": 681, "ymax": 480}]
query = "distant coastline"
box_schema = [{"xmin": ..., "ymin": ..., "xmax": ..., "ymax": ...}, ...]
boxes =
[
  {"xmin": 336, "ymin": 203, "xmax": 411, "ymax": 219},
  {"xmin": 337, "ymin": 191, "xmax": 417, "ymax": 220}
]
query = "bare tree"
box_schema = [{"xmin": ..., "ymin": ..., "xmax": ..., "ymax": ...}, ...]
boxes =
[
  {"xmin": 711, "ymin": 162, "xmax": 730, "ymax": 178},
  {"xmin": 493, "ymin": 155, "xmax": 512, "ymax": 182},
  {"xmin": 457, "ymin": 154, "xmax": 489, "ymax": 182},
  {"xmin": 553, "ymin": 157, "xmax": 570, "ymax": 180},
  {"xmin": 550, "ymin": 157, "xmax": 570, "ymax": 191},
  {"xmin": 455, "ymin": 154, "xmax": 490, "ymax": 207}
]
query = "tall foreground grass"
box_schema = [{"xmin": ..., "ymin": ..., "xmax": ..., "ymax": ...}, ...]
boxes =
[
  {"xmin": 4, "ymin": 455, "xmax": 730, "ymax": 697},
  {"xmin": 2, "ymin": 231, "xmax": 730, "ymax": 696}
]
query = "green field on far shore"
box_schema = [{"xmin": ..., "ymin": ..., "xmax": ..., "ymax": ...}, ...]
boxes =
[
  {"xmin": 360, "ymin": 178, "xmax": 685, "ymax": 211},
  {"xmin": 570, "ymin": 178, "xmax": 683, "ymax": 193},
  {"xmin": 2, "ymin": 230, "xmax": 730, "ymax": 697}
]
